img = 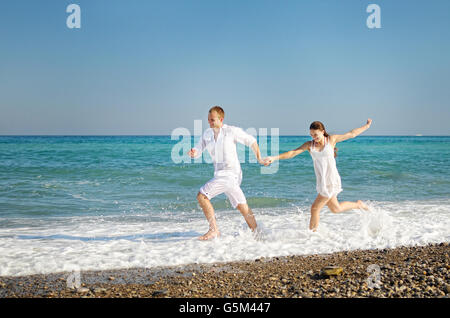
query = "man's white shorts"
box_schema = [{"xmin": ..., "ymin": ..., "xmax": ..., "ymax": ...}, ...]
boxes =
[{"xmin": 199, "ymin": 173, "xmax": 247, "ymax": 209}]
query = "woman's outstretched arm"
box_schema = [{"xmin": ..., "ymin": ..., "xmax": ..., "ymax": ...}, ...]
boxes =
[
  {"xmin": 332, "ymin": 119, "xmax": 372, "ymax": 144},
  {"xmin": 263, "ymin": 141, "xmax": 310, "ymax": 165}
]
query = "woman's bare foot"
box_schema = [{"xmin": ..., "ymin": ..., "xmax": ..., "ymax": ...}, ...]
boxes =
[
  {"xmin": 357, "ymin": 200, "xmax": 369, "ymax": 211},
  {"xmin": 198, "ymin": 229, "xmax": 220, "ymax": 240}
]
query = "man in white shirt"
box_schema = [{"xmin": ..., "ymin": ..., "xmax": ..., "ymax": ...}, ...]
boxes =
[{"xmin": 188, "ymin": 106, "xmax": 265, "ymax": 240}]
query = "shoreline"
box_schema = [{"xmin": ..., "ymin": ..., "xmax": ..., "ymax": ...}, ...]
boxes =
[{"xmin": 0, "ymin": 243, "xmax": 449, "ymax": 298}]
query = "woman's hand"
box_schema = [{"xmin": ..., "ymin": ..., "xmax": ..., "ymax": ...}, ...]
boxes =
[
  {"xmin": 366, "ymin": 118, "xmax": 373, "ymax": 127},
  {"xmin": 262, "ymin": 156, "xmax": 275, "ymax": 166},
  {"xmin": 257, "ymin": 158, "xmax": 267, "ymax": 166}
]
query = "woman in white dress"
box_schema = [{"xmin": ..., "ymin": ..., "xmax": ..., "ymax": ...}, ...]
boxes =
[{"xmin": 263, "ymin": 119, "xmax": 372, "ymax": 231}]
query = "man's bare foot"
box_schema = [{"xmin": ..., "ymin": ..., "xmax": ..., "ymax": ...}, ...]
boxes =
[
  {"xmin": 198, "ymin": 230, "xmax": 220, "ymax": 240},
  {"xmin": 252, "ymin": 227, "xmax": 265, "ymax": 241},
  {"xmin": 357, "ymin": 200, "xmax": 369, "ymax": 211}
]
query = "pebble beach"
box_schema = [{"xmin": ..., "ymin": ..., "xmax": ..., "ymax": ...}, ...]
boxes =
[{"xmin": 0, "ymin": 243, "xmax": 448, "ymax": 298}]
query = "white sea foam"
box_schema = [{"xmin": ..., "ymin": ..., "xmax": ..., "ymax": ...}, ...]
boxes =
[{"xmin": 0, "ymin": 199, "xmax": 449, "ymax": 276}]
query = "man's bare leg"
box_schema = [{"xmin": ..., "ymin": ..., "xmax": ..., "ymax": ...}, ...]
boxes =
[
  {"xmin": 236, "ymin": 203, "xmax": 257, "ymax": 231},
  {"xmin": 197, "ymin": 192, "xmax": 220, "ymax": 240}
]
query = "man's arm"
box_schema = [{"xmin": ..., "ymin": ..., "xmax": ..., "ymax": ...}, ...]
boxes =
[
  {"xmin": 233, "ymin": 126, "xmax": 257, "ymax": 147},
  {"xmin": 250, "ymin": 141, "xmax": 265, "ymax": 165},
  {"xmin": 188, "ymin": 133, "xmax": 207, "ymax": 158},
  {"xmin": 233, "ymin": 126, "xmax": 265, "ymax": 165}
]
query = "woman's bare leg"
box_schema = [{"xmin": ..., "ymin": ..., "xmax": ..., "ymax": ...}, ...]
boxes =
[
  {"xmin": 309, "ymin": 194, "xmax": 330, "ymax": 231},
  {"xmin": 197, "ymin": 192, "xmax": 220, "ymax": 240},
  {"xmin": 326, "ymin": 196, "xmax": 369, "ymax": 213}
]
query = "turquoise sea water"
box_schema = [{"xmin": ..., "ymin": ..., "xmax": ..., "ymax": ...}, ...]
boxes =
[
  {"xmin": 0, "ymin": 136, "xmax": 449, "ymax": 276},
  {"xmin": 1, "ymin": 136, "xmax": 449, "ymax": 217}
]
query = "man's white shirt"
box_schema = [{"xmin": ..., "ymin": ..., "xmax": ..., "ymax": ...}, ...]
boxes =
[{"xmin": 193, "ymin": 124, "xmax": 257, "ymax": 177}]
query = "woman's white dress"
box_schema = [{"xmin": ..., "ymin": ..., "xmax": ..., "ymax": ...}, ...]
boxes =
[{"xmin": 310, "ymin": 137, "xmax": 343, "ymax": 198}]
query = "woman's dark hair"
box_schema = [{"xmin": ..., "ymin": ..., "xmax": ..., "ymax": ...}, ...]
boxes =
[
  {"xmin": 309, "ymin": 121, "xmax": 338, "ymax": 158},
  {"xmin": 310, "ymin": 121, "xmax": 329, "ymax": 137}
]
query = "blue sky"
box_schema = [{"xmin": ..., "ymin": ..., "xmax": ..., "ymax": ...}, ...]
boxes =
[{"xmin": 1, "ymin": 0, "xmax": 449, "ymax": 135}]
